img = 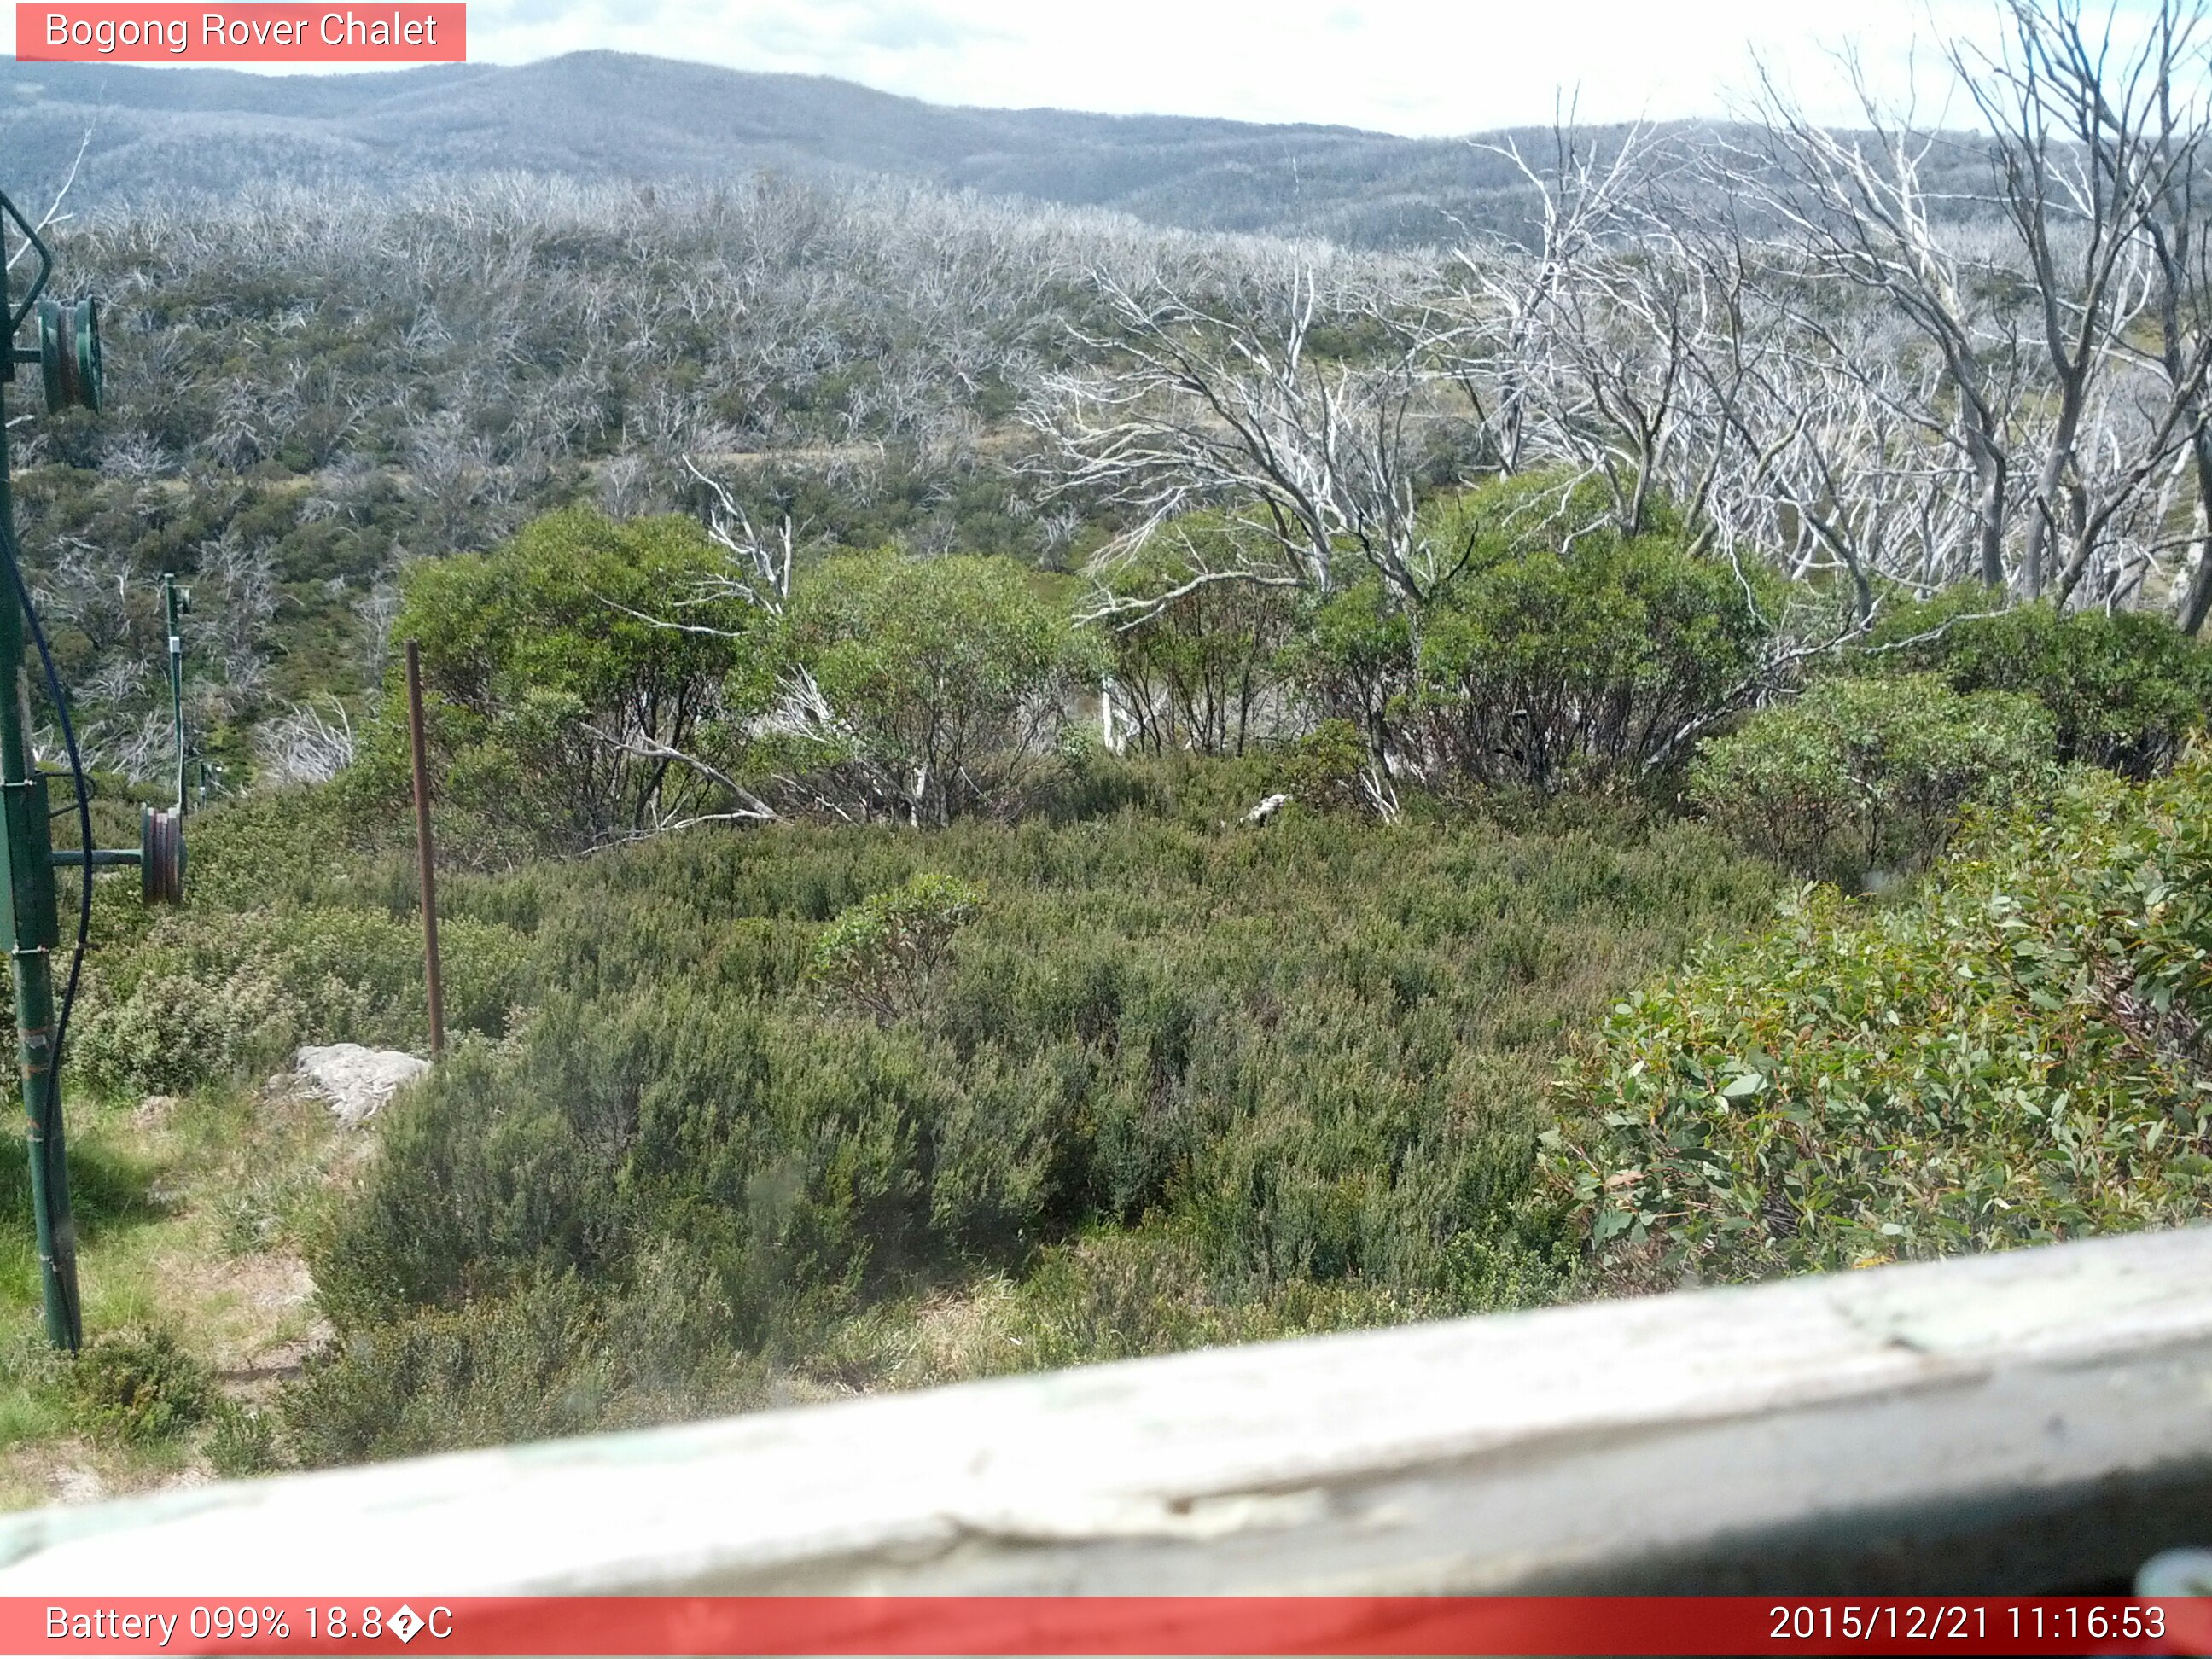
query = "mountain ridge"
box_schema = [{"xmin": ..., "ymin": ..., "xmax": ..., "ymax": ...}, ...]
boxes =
[{"xmin": 0, "ymin": 49, "xmax": 1625, "ymax": 245}]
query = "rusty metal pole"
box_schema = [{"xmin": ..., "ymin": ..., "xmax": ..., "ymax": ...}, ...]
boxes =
[{"xmin": 404, "ymin": 641, "xmax": 445, "ymax": 1057}]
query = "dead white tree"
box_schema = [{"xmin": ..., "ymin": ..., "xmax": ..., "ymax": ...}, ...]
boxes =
[
  {"xmin": 2, "ymin": 125, "xmax": 94, "ymax": 438},
  {"xmin": 3, "ymin": 125, "xmax": 91, "ymax": 271},
  {"xmin": 1750, "ymin": 49, "xmax": 2028, "ymax": 592},
  {"xmin": 1721, "ymin": 311, "xmax": 1978, "ymax": 614},
  {"xmin": 2143, "ymin": 6, "xmax": 2212, "ymax": 630},
  {"xmin": 1743, "ymin": 4, "xmax": 2212, "ymax": 611},
  {"xmin": 1029, "ymin": 260, "xmax": 1461, "ymax": 610},
  {"xmin": 1959, "ymin": 0, "xmax": 2212, "ymax": 607},
  {"xmin": 683, "ymin": 456, "xmax": 795, "ymax": 613},
  {"xmin": 254, "ymin": 697, "xmax": 357, "ymax": 786},
  {"xmin": 1447, "ymin": 118, "xmax": 1659, "ymax": 481}
]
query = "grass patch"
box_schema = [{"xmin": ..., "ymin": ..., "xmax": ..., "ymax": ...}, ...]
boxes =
[{"xmin": 0, "ymin": 1081, "xmax": 349, "ymax": 1505}]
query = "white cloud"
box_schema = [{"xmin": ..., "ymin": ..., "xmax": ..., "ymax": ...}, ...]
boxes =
[{"xmin": 455, "ymin": 0, "xmax": 2017, "ymax": 133}]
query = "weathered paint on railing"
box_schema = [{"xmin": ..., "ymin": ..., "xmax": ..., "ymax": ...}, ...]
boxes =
[{"xmin": 3, "ymin": 1226, "xmax": 2211, "ymax": 1594}]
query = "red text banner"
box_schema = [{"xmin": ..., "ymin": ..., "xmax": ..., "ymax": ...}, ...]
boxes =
[
  {"xmin": 15, "ymin": 5, "xmax": 464, "ymax": 62},
  {"xmin": 4, "ymin": 1597, "xmax": 2212, "ymax": 1656}
]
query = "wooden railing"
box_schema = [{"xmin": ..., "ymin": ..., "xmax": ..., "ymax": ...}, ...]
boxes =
[{"xmin": 3, "ymin": 1226, "xmax": 2210, "ymax": 1593}]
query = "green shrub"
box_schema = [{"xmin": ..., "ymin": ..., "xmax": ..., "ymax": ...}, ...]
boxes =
[
  {"xmin": 70, "ymin": 1328, "xmax": 212, "ymax": 1443},
  {"xmin": 989, "ymin": 1225, "xmax": 1435, "ymax": 1370},
  {"xmin": 206, "ymin": 1400, "xmax": 281, "ymax": 1476},
  {"xmin": 1415, "ymin": 529, "xmax": 1778, "ymax": 790},
  {"xmin": 1281, "ymin": 578, "xmax": 1414, "ymax": 763},
  {"xmin": 285, "ymin": 1262, "xmax": 760, "ymax": 1467},
  {"xmin": 788, "ymin": 551, "xmax": 1105, "ymax": 825},
  {"xmin": 808, "ymin": 874, "xmax": 985, "ymax": 1024},
  {"xmin": 297, "ymin": 796, "xmax": 1781, "ymax": 1461},
  {"xmin": 1094, "ymin": 516, "xmax": 1300, "ymax": 757},
  {"xmin": 178, "ymin": 787, "xmax": 380, "ymax": 913},
  {"xmin": 1272, "ymin": 719, "xmax": 1379, "ymax": 814},
  {"xmin": 1849, "ymin": 596, "xmax": 2212, "ymax": 778},
  {"xmin": 1016, "ymin": 741, "xmax": 1164, "ymax": 825},
  {"xmin": 73, "ymin": 905, "xmax": 527, "ymax": 1096},
  {"xmin": 1284, "ymin": 478, "xmax": 1778, "ymax": 792},
  {"xmin": 1551, "ymin": 757, "xmax": 2212, "ymax": 1290},
  {"xmin": 1689, "ymin": 675, "xmax": 2052, "ymax": 887}
]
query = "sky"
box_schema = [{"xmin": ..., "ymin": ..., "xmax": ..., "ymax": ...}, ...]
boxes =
[
  {"xmin": 445, "ymin": 0, "xmax": 2001, "ymax": 134},
  {"xmin": 0, "ymin": 0, "xmax": 2118, "ymax": 131}
]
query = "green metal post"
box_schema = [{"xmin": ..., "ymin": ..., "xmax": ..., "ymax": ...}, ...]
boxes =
[
  {"xmin": 164, "ymin": 575, "xmax": 186, "ymax": 815},
  {"xmin": 0, "ymin": 349, "xmax": 78, "ymax": 1353}
]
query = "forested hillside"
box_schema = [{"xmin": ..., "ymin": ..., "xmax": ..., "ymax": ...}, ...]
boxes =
[
  {"xmin": 9, "ymin": 0, "xmax": 2212, "ymax": 1504},
  {"xmin": 11, "ymin": 172, "xmax": 1211, "ymax": 786}
]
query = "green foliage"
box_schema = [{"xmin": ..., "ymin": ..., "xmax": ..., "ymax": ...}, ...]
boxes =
[
  {"xmin": 342, "ymin": 527, "xmax": 1113, "ymax": 854},
  {"xmin": 1016, "ymin": 739, "xmax": 1167, "ymax": 825},
  {"xmin": 358, "ymin": 509, "xmax": 776, "ymax": 860},
  {"xmin": 1690, "ymin": 675, "xmax": 2053, "ymax": 888},
  {"xmin": 75, "ymin": 902, "xmax": 527, "ymax": 1097},
  {"xmin": 808, "ymin": 874, "xmax": 986, "ymax": 1023},
  {"xmin": 69, "ymin": 1328, "xmax": 212, "ymax": 1443},
  {"xmin": 1849, "ymin": 595, "xmax": 2212, "ymax": 778},
  {"xmin": 788, "ymin": 551, "xmax": 1104, "ymax": 824},
  {"xmin": 1096, "ymin": 517, "xmax": 1300, "ymax": 756},
  {"xmin": 1281, "ymin": 578, "xmax": 1412, "ymax": 760},
  {"xmin": 176, "ymin": 786, "xmax": 385, "ymax": 913},
  {"xmin": 42, "ymin": 175, "xmax": 2212, "ymax": 1481},
  {"xmin": 1274, "ymin": 719, "xmax": 1378, "ymax": 813},
  {"xmin": 206, "ymin": 1400, "xmax": 281, "ymax": 1477},
  {"xmin": 283, "ymin": 1263, "xmax": 760, "ymax": 1467},
  {"xmin": 22, "ymin": 179, "xmax": 1147, "ymax": 789},
  {"xmin": 1551, "ymin": 758, "xmax": 2212, "ymax": 1289},
  {"xmin": 1414, "ymin": 524, "xmax": 1778, "ymax": 790},
  {"xmin": 289, "ymin": 787, "xmax": 1781, "ymax": 1458},
  {"xmin": 1281, "ymin": 477, "xmax": 1778, "ymax": 792}
]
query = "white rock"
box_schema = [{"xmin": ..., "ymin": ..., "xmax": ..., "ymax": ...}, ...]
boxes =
[{"xmin": 293, "ymin": 1044, "xmax": 432, "ymax": 1127}]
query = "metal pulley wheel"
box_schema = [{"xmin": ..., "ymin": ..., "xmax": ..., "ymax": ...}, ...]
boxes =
[
  {"xmin": 140, "ymin": 806, "xmax": 183, "ymax": 905},
  {"xmin": 37, "ymin": 296, "xmax": 99, "ymax": 415}
]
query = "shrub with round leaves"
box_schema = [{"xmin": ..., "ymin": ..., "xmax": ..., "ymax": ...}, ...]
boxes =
[
  {"xmin": 1689, "ymin": 674, "xmax": 2052, "ymax": 888},
  {"xmin": 1847, "ymin": 593, "xmax": 2212, "ymax": 779},
  {"xmin": 1551, "ymin": 756, "xmax": 2212, "ymax": 1290}
]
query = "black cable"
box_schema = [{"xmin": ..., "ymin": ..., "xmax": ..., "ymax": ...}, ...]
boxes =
[{"xmin": 0, "ymin": 511, "xmax": 90, "ymax": 1350}]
